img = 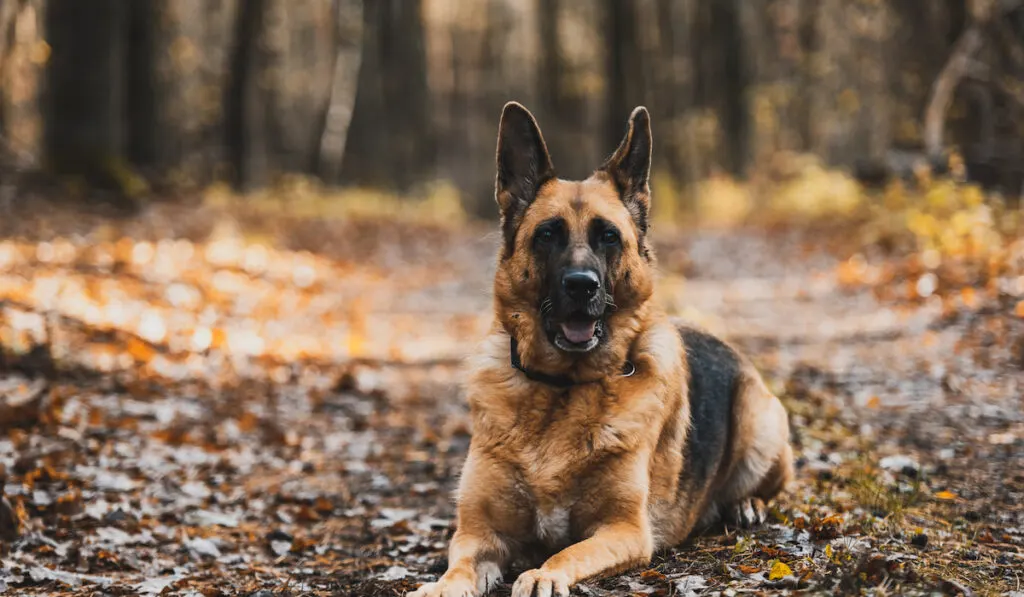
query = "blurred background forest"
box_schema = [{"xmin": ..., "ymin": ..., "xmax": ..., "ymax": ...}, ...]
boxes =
[{"xmin": 1, "ymin": 0, "xmax": 1023, "ymax": 217}]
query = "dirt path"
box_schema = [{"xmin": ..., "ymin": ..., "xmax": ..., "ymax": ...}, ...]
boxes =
[{"xmin": 1, "ymin": 213, "xmax": 1022, "ymax": 596}]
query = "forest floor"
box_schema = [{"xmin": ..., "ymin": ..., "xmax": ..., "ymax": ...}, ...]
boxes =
[{"xmin": 0, "ymin": 195, "xmax": 1022, "ymax": 596}]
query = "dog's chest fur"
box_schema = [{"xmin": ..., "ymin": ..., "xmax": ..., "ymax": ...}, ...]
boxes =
[{"xmin": 487, "ymin": 382, "xmax": 644, "ymax": 546}]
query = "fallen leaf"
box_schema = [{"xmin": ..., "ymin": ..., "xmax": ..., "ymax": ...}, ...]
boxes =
[
  {"xmin": 186, "ymin": 537, "xmax": 221, "ymax": 559},
  {"xmin": 934, "ymin": 490, "xmax": 957, "ymax": 500},
  {"xmin": 768, "ymin": 561, "xmax": 793, "ymax": 581},
  {"xmin": 184, "ymin": 509, "xmax": 239, "ymax": 528},
  {"xmin": 28, "ymin": 566, "xmax": 114, "ymax": 588},
  {"xmin": 377, "ymin": 566, "xmax": 410, "ymax": 581},
  {"xmin": 673, "ymin": 575, "xmax": 707, "ymax": 596},
  {"xmin": 132, "ymin": 575, "xmax": 183, "ymax": 595}
]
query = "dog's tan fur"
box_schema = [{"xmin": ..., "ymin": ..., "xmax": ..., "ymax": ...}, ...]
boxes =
[{"xmin": 409, "ymin": 103, "xmax": 793, "ymax": 597}]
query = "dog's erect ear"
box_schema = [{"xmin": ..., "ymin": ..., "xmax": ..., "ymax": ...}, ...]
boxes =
[
  {"xmin": 601, "ymin": 107, "xmax": 652, "ymax": 239},
  {"xmin": 496, "ymin": 102, "xmax": 555, "ymax": 254}
]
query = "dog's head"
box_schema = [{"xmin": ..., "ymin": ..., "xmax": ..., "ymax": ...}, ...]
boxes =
[{"xmin": 492, "ymin": 102, "xmax": 656, "ymax": 368}]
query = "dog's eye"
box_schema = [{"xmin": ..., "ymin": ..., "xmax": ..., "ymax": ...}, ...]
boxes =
[
  {"xmin": 601, "ymin": 230, "xmax": 620, "ymax": 245},
  {"xmin": 536, "ymin": 229, "xmax": 554, "ymax": 244}
]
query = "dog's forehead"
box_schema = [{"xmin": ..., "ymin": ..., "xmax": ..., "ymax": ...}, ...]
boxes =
[{"xmin": 525, "ymin": 177, "xmax": 634, "ymax": 233}]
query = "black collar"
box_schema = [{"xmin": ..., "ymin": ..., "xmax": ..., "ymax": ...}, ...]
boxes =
[{"xmin": 509, "ymin": 337, "xmax": 635, "ymax": 388}]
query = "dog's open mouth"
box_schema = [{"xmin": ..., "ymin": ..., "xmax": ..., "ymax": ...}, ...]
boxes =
[{"xmin": 553, "ymin": 316, "xmax": 603, "ymax": 352}]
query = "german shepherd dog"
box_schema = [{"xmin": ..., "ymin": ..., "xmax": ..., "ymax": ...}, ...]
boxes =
[{"xmin": 409, "ymin": 103, "xmax": 794, "ymax": 597}]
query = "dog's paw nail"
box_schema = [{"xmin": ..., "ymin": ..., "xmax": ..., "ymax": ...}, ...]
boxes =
[
  {"xmin": 727, "ymin": 498, "xmax": 768, "ymax": 529},
  {"xmin": 512, "ymin": 569, "xmax": 570, "ymax": 597},
  {"xmin": 752, "ymin": 498, "xmax": 767, "ymax": 525},
  {"xmin": 407, "ymin": 578, "xmax": 478, "ymax": 597},
  {"xmin": 406, "ymin": 582, "xmax": 436, "ymax": 597},
  {"xmin": 476, "ymin": 561, "xmax": 502, "ymax": 593}
]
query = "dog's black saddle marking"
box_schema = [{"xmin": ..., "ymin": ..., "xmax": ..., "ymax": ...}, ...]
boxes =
[{"xmin": 679, "ymin": 327, "xmax": 741, "ymax": 489}]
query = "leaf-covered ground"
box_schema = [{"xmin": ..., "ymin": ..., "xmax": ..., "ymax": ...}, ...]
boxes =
[{"xmin": 1, "ymin": 198, "xmax": 1022, "ymax": 596}]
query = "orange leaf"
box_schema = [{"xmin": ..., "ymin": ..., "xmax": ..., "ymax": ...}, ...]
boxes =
[
  {"xmin": 1015, "ymin": 300, "xmax": 1024, "ymax": 318},
  {"xmin": 961, "ymin": 287, "xmax": 978, "ymax": 309},
  {"xmin": 127, "ymin": 337, "xmax": 156, "ymax": 362},
  {"xmin": 866, "ymin": 395, "xmax": 881, "ymax": 409},
  {"xmin": 737, "ymin": 564, "xmax": 760, "ymax": 574},
  {"xmin": 934, "ymin": 490, "xmax": 957, "ymax": 500}
]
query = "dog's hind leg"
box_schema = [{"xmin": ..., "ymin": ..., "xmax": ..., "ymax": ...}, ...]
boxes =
[{"xmin": 716, "ymin": 370, "xmax": 794, "ymax": 528}]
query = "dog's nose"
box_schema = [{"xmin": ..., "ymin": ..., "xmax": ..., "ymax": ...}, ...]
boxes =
[{"xmin": 562, "ymin": 270, "xmax": 601, "ymax": 300}]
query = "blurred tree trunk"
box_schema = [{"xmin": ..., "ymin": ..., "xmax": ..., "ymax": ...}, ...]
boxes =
[
  {"xmin": 225, "ymin": 0, "xmax": 266, "ymax": 190},
  {"xmin": 638, "ymin": 0, "xmax": 697, "ymax": 185},
  {"xmin": 317, "ymin": 0, "xmax": 363, "ymax": 184},
  {"xmin": 44, "ymin": 0, "xmax": 129, "ymax": 186},
  {"xmin": 607, "ymin": 0, "xmax": 698, "ymax": 184},
  {"xmin": 537, "ymin": 0, "xmax": 565, "ymax": 162},
  {"xmin": 689, "ymin": 0, "xmax": 748, "ymax": 177},
  {"xmin": 341, "ymin": 0, "xmax": 433, "ymax": 191},
  {"xmin": 227, "ymin": 0, "xmax": 336, "ymax": 190},
  {"xmin": 807, "ymin": 0, "xmax": 891, "ymax": 167},
  {"xmin": 887, "ymin": 1, "xmax": 964, "ymax": 149},
  {"xmin": 0, "ymin": 0, "xmax": 46, "ymax": 166},
  {"xmin": 262, "ymin": 0, "xmax": 336, "ymax": 175},
  {"xmin": 536, "ymin": 0, "xmax": 604, "ymax": 180},
  {"xmin": 128, "ymin": 0, "xmax": 239, "ymax": 190},
  {"xmin": 426, "ymin": 0, "xmax": 541, "ymax": 216},
  {"xmin": 605, "ymin": 0, "xmax": 643, "ymax": 156},
  {"xmin": 737, "ymin": 0, "xmax": 811, "ymax": 170}
]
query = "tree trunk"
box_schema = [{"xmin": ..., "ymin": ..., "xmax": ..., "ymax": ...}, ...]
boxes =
[
  {"xmin": 737, "ymin": 0, "xmax": 811, "ymax": 169},
  {"xmin": 605, "ymin": 0, "xmax": 642, "ymax": 157},
  {"xmin": 807, "ymin": 0, "xmax": 891, "ymax": 167},
  {"xmin": 535, "ymin": 0, "xmax": 604, "ymax": 180},
  {"xmin": 687, "ymin": 0, "xmax": 748, "ymax": 177},
  {"xmin": 317, "ymin": 0, "xmax": 363, "ymax": 184},
  {"xmin": 128, "ymin": 0, "xmax": 239, "ymax": 190},
  {"xmin": 341, "ymin": 0, "xmax": 433, "ymax": 191},
  {"xmin": 225, "ymin": 0, "xmax": 267, "ymax": 190},
  {"xmin": 0, "ymin": 0, "xmax": 46, "ymax": 166},
  {"xmin": 44, "ymin": 0, "xmax": 128, "ymax": 185}
]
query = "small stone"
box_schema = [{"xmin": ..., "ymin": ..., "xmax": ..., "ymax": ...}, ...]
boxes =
[
  {"xmin": 879, "ymin": 455, "xmax": 919, "ymax": 475},
  {"xmin": 186, "ymin": 537, "xmax": 221, "ymax": 559},
  {"xmin": 911, "ymin": 533, "xmax": 928, "ymax": 548},
  {"xmin": 269, "ymin": 540, "xmax": 291, "ymax": 557}
]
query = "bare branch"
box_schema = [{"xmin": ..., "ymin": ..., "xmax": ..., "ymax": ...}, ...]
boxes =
[{"xmin": 923, "ymin": 26, "xmax": 985, "ymax": 160}]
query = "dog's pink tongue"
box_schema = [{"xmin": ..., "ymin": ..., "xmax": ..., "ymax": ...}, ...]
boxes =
[{"xmin": 560, "ymin": 320, "xmax": 596, "ymax": 344}]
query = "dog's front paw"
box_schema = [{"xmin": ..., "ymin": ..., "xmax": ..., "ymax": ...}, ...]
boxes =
[
  {"xmin": 406, "ymin": 577, "xmax": 477, "ymax": 597},
  {"xmin": 511, "ymin": 568, "xmax": 570, "ymax": 597}
]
